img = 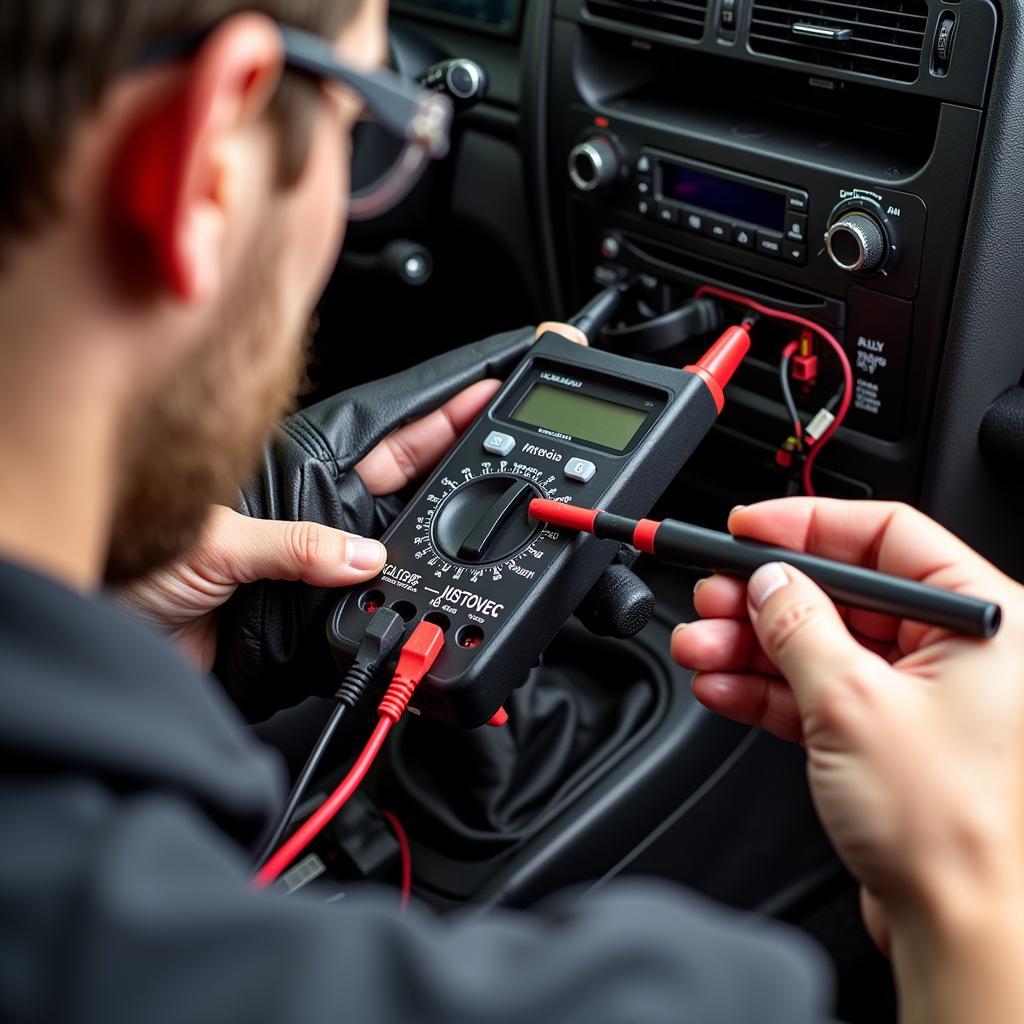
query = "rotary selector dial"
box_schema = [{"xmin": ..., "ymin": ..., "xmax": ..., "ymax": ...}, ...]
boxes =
[
  {"xmin": 434, "ymin": 474, "xmax": 542, "ymax": 563},
  {"xmin": 824, "ymin": 207, "xmax": 890, "ymax": 274},
  {"xmin": 420, "ymin": 463, "xmax": 571, "ymax": 580},
  {"xmin": 568, "ymin": 136, "xmax": 621, "ymax": 192}
]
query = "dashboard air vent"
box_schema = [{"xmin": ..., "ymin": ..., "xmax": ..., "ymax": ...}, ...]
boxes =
[
  {"xmin": 583, "ymin": 0, "xmax": 708, "ymax": 41},
  {"xmin": 749, "ymin": 0, "xmax": 929, "ymax": 83}
]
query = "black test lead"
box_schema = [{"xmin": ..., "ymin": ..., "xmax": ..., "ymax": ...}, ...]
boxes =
[{"xmin": 527, "ymin": 499, "xmax": 1002, "ymax": 639}]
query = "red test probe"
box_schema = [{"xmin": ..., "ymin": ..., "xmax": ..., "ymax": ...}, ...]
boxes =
[{"xmin": 527, "ymin": 501, "xmax": 1001, "ymax": 639}]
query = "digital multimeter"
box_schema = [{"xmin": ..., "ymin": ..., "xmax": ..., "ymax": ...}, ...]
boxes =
[{"xmin": 328, "ymin": 321, "xmax": 748, "ymax": 727}]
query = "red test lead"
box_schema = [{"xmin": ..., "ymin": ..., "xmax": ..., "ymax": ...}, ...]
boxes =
[
  {"xmin": 527, "ymin": 500, "xmax": 1001, "ymax": 640},
  {"xmin": 254, "ymin": 621, "xmax": 445, "ymax": 889},
  {"xmin": 682, "ymin": 323, "xmax": 751, "ymax": 412}
]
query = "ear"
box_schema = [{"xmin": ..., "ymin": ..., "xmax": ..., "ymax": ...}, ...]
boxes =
[{"xmin": 108, "ymin": 13, "xmax": 285, "ymax": 301}]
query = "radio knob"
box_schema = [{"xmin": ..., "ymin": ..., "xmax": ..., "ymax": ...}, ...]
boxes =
[
  {"xmin": 568, "ymin": 137, "xmax": 621, "ymax": 192},
  {"xmin": 434, "ymin": 476, "xmax": 543, "ymax": 564},
  {"xmin": 825, "ymin": 211, "xmax": 888, "ymax": 273}
]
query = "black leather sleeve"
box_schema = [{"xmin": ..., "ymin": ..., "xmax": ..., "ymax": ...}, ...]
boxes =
[{"xmin": 214, "ymin": 327, "xmax": 535, "ymax": 721}]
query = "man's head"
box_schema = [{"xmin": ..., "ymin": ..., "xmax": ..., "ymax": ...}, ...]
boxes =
[{"xmin": 0, "ymin": 2, "xmax": 387, "ymax": 582}]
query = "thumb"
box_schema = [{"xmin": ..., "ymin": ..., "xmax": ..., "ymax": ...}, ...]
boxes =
[
  {"xmin": 746, "ymin": 561, "xmax": 890, "ymax": 729},
  {"xmin": 201, "ymin": 507, "xmax": 387, "ymax": 589}
]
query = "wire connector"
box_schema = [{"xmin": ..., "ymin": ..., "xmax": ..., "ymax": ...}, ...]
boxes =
[
  {"xmin": 378, "ymin": 620, "xmax": 445, "ymax": 722},
  {"xmin": 805, "ymin": 407, "xmax": 836, "ymax": 444},
  {"xmin": 335, "ymin": 606, "xmax": 406, "ymax": 706}
]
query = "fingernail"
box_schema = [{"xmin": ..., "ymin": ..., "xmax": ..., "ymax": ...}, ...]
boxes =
[
  {"xmin": 693, "ymin": 578, "xmax": 707, "ymax": 596},
  {"xmin": 672, "ymin": 622, "xmax": 688, "ymax": 639},
  {"xmin": 729, "ymin": 504, "xmax": 747, "ymax": 518},
  {"xmin": 748, "ymin": 562, "xmax": 789, "ymax": 610},
  {"xmin": 346, "ymin": 538, "xmax": 386, "ymax": 570}
]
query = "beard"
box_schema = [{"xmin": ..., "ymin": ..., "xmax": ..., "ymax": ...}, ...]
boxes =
[{"xmin": 104, "ymin": 231, "xmax": 309, "ymax": 584}]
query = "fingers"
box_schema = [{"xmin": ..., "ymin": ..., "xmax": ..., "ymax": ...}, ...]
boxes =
[
  {"xmin": 691, "ymin": 672, "xmax": 804, "ymax": 743},
  {"xmin": 355, "ymin": 379, "xmax": 501, "ymax": 495},
  {"xmin": 356, "ymin": 321, "xmax": 587, "ymax": 497},
  {"xmin": 534, "ymin": 321, "xmax": 589, "ymax": 347},
  {"xmin": 198, "ymin": 506, "xmax": 386, "ymax": 588},
  {"xmin": 745, "ymin": 561, "xmax": 892, "ymax": 738},
  {"xmin": 671, "ymin": 618, "xmax": 777, "ymax": 675},
  {"xmin": 694, "ymin": 573, "xmax": 901, "ymax": 647},
  {"xmin": 729, "ymin": 499, "xmax": 1006, "ymax": 595}
]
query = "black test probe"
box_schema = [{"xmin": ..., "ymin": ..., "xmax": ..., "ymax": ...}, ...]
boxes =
[{"xmin": 527, "ymin": 500, "xmax": 1002, "ymax": 639}]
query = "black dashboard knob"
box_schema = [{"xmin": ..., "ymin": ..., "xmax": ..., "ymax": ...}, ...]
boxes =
[
  {"xmin": 825, "ymin": 211, "xmax": 888, "ymax": 273},
  {"xmin": 434, "ymin": 476, "xmax": 543, "ymax": 563},
  {"xmin": 568, "ymin": 136, "xmax": 621, "ymax": 192}
]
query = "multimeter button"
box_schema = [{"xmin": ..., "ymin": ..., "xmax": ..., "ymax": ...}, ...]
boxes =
[
  {"xmin": 564, "ymin": 458, "xmax": 596, "ymax": 483},
  {"xmin": 482, "ymin": 431, "xmax": 516, "ymax": 457}
]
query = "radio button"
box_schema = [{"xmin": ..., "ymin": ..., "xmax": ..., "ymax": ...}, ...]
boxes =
[
  {"xmin": 636, "ymin": 154, "xmax": 652, "ymax": 175},
  {"xmin": 682, "ymin": 209, "xmax": 704, "ymax": 232},
  {"xmin": 756, "ymin": 230, "xmax": 784, "ymax": 258},
  {"xmin": 732, "ymin": 226, "xmax": 755, "ymax": 249},
  {"xmin": 787, "ymin": 192, "xmax": 809, "ymax": 213},
  {"xmin": 565, "ymin": 458, "xmax": 596, "ymax": 483},
  {"xmin": 704, "ymin": 216, "xmax": 731, "ymax": 241},
  {"xmin": 636, "ymin": 179, "xmax": 652, "ymax": 196},
  {"xmin": 483, "ymin": 431, "xmax": 516, "ymax": 457},
  {"xmin": 637, "ymin": 198, "xmax": 653, "ymax": 218},
  {"xmin": 656, "ymin": 204, "xmax": 678, "ymax": 226},
  {"xmin": 785, "ymin": 212, "xmax": 807, "ymax": 241},
  {"xmin": 783, "ymin": 242, "xmax": 806, "ymax": 263}
]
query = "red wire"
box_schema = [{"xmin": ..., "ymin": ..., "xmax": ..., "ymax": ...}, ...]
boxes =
[
  {"xmin": 381, "ymin": 810, "xmax": 412, "ymax": 910},
  {"xmin": 253, "ymin": 621, "xmax": 444, "ymax": 891},
  {"xmin": 254, "ymin": 718, "xmax": 393, "ymax": 889},
  {"xmin": 694, "ymin": 284, "xmax": 854, "ymax": 497}
]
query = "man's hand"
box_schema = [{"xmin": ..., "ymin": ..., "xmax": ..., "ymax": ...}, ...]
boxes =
[
  {"xmin": 119, "ymin": 324, "xmax": 585, "ymax": 678},
  {"xmin": 671, "ymin": 498, "xmax": 1024, "ymax": 1023},
  {"xmin": 117, "ymin": 379, "xmax": 504, "ymax": 670}
]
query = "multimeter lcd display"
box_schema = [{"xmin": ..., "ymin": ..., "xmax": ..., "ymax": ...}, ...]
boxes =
[
  {"xmin": 661, "ymin": 163, "xmax": 785, "ymax": 231},
  {"xmin": 511, "ymin": 383, "xmax": 648, "ymax": 451}
]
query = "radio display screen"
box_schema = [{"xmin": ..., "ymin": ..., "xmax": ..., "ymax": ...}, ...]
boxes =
[
  {"xmin": 660, "ymin": 163, "xmax": 786, "ymax": 231},
  {"xmin": 511, "ymin": 383, "xmax": 648, "ymax": 451}
]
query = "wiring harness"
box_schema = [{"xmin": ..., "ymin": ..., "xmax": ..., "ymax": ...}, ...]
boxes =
[
  {"xmin": 695, "ymin": 284, "xmax": 853, "ymax": 496},
  {"xmin": 253, "ymin": 618, "xmax": 445, "ymax": 890}
]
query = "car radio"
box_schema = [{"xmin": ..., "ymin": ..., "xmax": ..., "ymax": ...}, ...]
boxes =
[{"xmin": 634, "ymin": 150, "xmax": 809, "ymax": 265}]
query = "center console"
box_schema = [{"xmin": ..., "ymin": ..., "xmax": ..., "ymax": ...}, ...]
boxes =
[{"xmin": 543, "ymin": 0, "xmax": 998, "ymax": 504}]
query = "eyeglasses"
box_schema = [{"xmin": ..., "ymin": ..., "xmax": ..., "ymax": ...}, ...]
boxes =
[{"xmin": 135, "ymin": 23, "xmax": 453, "ymax": 221}]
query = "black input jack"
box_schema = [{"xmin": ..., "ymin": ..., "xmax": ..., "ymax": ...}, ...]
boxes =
[{"xmin": 390, "ymin": 600, "xmax": 417, "ymax": 622}]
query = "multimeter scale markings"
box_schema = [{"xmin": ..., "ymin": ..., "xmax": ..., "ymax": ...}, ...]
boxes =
[{"xmin": 416, "ymin": 458, "xmax": 569, "ymax": 585}]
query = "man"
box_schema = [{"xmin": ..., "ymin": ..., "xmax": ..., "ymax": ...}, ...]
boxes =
[{"xmin": 1, "ymin": 3, "xmax": 1022, "ymax": 1023}]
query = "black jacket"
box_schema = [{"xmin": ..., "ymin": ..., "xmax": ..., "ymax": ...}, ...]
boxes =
[{"xmin": 0, "ymin": 557, "xmax": 831, "ymax": 1024}]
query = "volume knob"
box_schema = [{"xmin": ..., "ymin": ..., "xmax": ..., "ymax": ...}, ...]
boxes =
[
  {"xmin": 568, "ymin": 137, "xmax": 621, "ymax": 192},
  {"xmin": 825, "ymin": 212, "xmax": 887, "ymax": 273}
]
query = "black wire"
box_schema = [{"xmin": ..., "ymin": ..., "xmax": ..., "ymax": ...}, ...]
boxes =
[
  {"xmin": 253, "ymin": 701, "xmax": 351, "ymax": 870},
  {"xmin": 779, "ymin": 350, "xmax": 803, "ymax": 440}
]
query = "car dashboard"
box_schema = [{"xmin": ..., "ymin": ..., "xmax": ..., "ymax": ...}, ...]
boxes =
[{"xmin": 296, "ymin": 3, "xmax": 1024, "ymax": 1020}]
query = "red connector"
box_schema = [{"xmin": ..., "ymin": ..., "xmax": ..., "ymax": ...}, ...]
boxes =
[
  {"xmin": 377, "ymin": 621, "xmax": 445, "ymax": 723},
  {"xmin": 694, "ymin": 284, "xmax": 853, "ymax": 497},
  {"xmin": 254, "ymin": 621, "xmax": 444, "ymax": 890},
  {"xmin": 791, "ymin": 353, "xmax": 819, "ymax": 383}
]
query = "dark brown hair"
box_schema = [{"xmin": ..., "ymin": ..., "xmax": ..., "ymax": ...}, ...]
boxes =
[{"xmin": 0, "ymin": 1, "xmax": 356, "ymax": 243}]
